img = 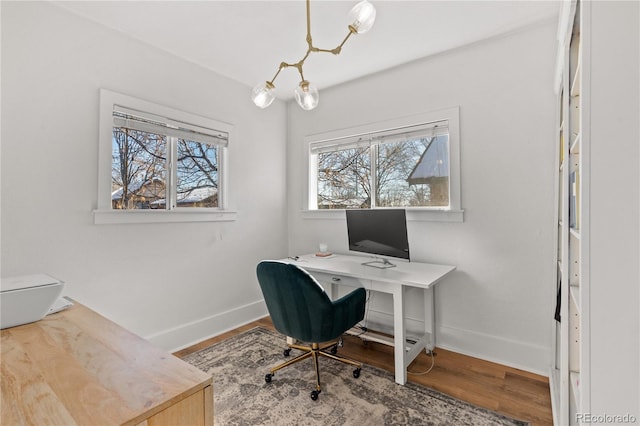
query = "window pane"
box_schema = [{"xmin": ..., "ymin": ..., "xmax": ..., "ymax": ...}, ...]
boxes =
[
  {"xmin": 317, "ymin": 147, "xmax": 370, "ymax": 209},
  {"xmin": 376, "ymin": 135, "xmax": 450, "ymax": 207},
  {"xmin": 176, "ymin": 140, "xmax": 218, "ymax": 208},
  {"xmin": 111, "ymin": 128, "xmax": 166, "ymax": 210}
]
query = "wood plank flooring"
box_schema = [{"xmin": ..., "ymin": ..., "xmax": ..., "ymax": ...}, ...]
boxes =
[{"xmin": 174, "ymin": 317, "xmax": 553, "ymax": 426}]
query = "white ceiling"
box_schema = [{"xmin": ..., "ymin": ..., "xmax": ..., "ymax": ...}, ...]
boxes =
[{"xmin": 53, "ymin": 0, "xmax": 560, "ymax": 100}]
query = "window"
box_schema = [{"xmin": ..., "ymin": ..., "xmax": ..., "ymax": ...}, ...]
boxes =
[
  {"xmin": 95, "ymin": 89, "xmax": 235, "ymax": 224},
  {"xmin": 307, "ymin": 108, "xmax": 462, "ymax": 221}
]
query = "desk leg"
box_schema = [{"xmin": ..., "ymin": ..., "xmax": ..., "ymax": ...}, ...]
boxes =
[
  {"xmin": 392, "ymin": 284, "xmax": 406, "ymax": 385},
  {"xmin": 425, "ymin": 286, "xmax": 436, "ymax": 351},
  {"xmin": 330, "ymin": 282, "xmax": 338, "ymax": 300}
]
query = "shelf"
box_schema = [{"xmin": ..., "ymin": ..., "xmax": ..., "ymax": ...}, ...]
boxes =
[
  {"xmin": 570, "ymin": 59, "xmax": 581, "ymax": 97},
  {"xmin": 570, "ymin": 30, "xmax": 581, "ymax": 97},
  {"xmin": 570, "ymin": 132, "xmax": 581, "ymax": 154},
  {"xmin": 570, "ymin": 228, "xmax": 581, "ymax": 240},
  {"xmin": 554, "ymin": 2, "xmax": 586, "ymax": 424},
  {"xmin": 570, "ymin": 284, "xmax": 580, "ymax": 314},
  {"xmin": 346, "ymin": 327, "xmax": 416, "ymax": 352}
]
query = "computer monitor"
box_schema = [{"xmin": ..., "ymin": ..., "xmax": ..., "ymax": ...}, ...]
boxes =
[{"xmin": 345, "ymin": 209, "xmax": 410, "ymax": 268}]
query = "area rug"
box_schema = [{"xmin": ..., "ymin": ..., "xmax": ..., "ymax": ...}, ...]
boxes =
[{"xmin": 182, "ymin": 327, "xmax": 527, "ymax": 425}]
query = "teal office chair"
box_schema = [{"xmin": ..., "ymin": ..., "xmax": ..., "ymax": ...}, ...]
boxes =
[{"xmin": 256, "ymin": 260, "xmax": 366, "ymax": 400}]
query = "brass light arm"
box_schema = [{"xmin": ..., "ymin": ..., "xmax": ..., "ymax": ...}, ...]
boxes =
[
  {"xmin": 268, "ymin": 56, "xmax": 308, "ymax": 85},
  {"xmin": 306, "ymin": 0, "xmax": 357, "ymax": 56},
  {"xmin": 311, "ymin": 30, "xmax": 355, "ymax": 55},
  {"xmin": 267, "ymin": 0, "xmax": 360, "ymax": 86},
  {"xmin": 252, "ymin": 0, "xmax": 375, "ymax": 110},
  {"xmin": 267, "ymin": 64, "xmax": 286, "ymax": 87}
]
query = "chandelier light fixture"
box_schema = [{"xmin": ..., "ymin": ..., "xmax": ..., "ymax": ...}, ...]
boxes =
[{"xmin": 251, "ymin": 0, "xmax": 377, "ymax": 111}]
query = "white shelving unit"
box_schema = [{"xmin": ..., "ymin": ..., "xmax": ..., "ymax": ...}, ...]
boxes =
[{"xmin": 550, "ymin": 1, "xmax": 590, "ymax": 425}]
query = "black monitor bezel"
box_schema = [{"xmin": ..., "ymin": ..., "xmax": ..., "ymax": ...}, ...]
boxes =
[{"xmin": 345, "ymin": 208, "xmax": 410, "ymax": 262}]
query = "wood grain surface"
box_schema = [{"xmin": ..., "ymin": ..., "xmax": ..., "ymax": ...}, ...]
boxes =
[{"xmin": 1, "ymin": 302, "xmax": 213, "ymax": 426}]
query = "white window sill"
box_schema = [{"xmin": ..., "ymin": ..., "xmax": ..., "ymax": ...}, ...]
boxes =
[
  {"xmin": 93, "ymin": 209, "xmax": 238, "ymax": 225},
  {"xmin": 301, "ymin": 208, "xmax": 464, "ymax": 223}
]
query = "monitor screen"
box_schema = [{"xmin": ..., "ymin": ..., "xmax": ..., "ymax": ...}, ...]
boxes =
[{"xmin": 345, "ymin": 209, "xmax": 410, "ymax": 261}]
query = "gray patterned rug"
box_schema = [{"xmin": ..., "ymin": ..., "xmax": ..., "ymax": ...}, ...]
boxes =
[{"xmin": 182, "ymin": 327, "xmax": 528, "ymax": 425}]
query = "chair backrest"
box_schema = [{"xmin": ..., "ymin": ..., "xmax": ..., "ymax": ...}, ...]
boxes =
[{"xmin": 256, "ymin": 261, "xmax": 334, "ymax": 342}]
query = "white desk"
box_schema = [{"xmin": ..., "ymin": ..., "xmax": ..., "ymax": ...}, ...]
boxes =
[{"xmin": 282, "ymin": 253, "xmax": 456, "ymax": 385}]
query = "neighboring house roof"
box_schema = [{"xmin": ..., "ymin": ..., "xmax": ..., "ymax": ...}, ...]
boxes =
[
  {"xmin": 111, "ymin": 178, "xmax": 164, "ymax": 200},
  {"xmin": 111, "ymin": 189, "xmax": 122, "ymax": 201},
  {"xmin": 317, "ymin": 197, "xmax": 367, "ymax": 208},
  {"xmin": 151, "ymin": 186, "xmax": 217, "ymax": 205},
  {"xmin": 407, "ymin": 136, "xmax": 449, "ymax": 185}
]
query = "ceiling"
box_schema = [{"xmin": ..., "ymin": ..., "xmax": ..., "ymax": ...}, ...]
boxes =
[{"xmin": 53, "ymin": 0, "xmax": 560, "ymax": 100}]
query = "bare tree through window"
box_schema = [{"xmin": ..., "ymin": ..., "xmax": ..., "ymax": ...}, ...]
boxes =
[
  {"xmin": 111, "ymin": 131, "xmax": 219, "ymax": 209},
  {"xmin": 176, "ymin": 140, "xmax": 218, "ymax": 207},
  {"xmin": 315, "ymin": 135, "xmax": 449, "ymax": 209},
  {"xmin": 318, "ymin": 147, "xmax": 370, "ymax": 208},
  {"xmin": 111, "ymin": 128, "xmax": 166, "ymax": 209}
]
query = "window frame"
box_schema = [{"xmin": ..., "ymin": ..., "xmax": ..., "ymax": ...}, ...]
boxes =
[
  {"xmin": 95, "ymin": 89, "xmax": 236, "ymax": 224},
  {"xmin": 304, "ymin": 107, "xmax": 463, "ymax": 222}
]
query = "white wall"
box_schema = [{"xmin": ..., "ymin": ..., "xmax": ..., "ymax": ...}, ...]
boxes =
[
  {"xmin": 287, "ymin": 21, "xmax": 558, "ymax": 374},
  {"xmin": 588, "ymin": 0, "xmax": 639, "ymax": 418},
  {"xmin": 1, "ymin": 1, "xmax": 287, "ymax": 351}
]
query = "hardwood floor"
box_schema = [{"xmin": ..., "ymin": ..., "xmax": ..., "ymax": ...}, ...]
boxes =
[{"xmin": 174, "ymin": 317, "xmax": 553, "ymax": 426}]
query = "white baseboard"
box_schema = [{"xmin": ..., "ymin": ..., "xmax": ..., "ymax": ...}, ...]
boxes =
[
  {"xmin": 145, "ymin": 300, "xmax": 268, "ymax": 353},
  {"xmin": 436, "ymin": 324, "xmax": 550, "ymax": 376},
  {"xmin": 361, "ymin": 309, "xmax": 550, "ymax": 376},
  {"xmin": 147, "ymin": 302, "xmax": 550, "ymax": 376}
]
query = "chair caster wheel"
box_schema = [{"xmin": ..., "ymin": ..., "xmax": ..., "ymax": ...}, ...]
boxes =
[
  {"xmin": 310, "ymin": 390, "xmax": 320, "ymax": 400},
  {"xmin": 330, "ymin": 345, "xmax": 338, "ymax": 355},
  {"xmin": 283, "ymin": 348, "xmax": 291, "ymax": 357},
  {"xmin": 353, "ymin": 368, "xmax": 361, "ymax": 378},
  {"xmin": 265, "ymin": 373, "xmax": 273, "ymax": 383}
]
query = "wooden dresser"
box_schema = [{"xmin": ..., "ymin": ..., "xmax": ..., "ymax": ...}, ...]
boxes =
[{"xmin": 1, "ymin": 302, "xmax": 213, "ymax": 425}]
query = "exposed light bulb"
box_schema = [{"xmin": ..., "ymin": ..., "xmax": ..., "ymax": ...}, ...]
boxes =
[
  {"xmin": 348, "ymin": 0, "xmax": 376, "ymax": 34},
  {"xmin": 253, "ymin": 0, "xmax": 376, "ymax": 110},
  {"xmin": 294, "ymin": 81, "xmax": 319, "ymax": 110},
  {"xmin": 252, "ymin": 81, "xmax": 275, "ymax": 109}
]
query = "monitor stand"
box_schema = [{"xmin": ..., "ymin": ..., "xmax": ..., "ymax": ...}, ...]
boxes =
[{"xmin": 362, "ymin": 258, "xmax": 397, "ymax": 269}]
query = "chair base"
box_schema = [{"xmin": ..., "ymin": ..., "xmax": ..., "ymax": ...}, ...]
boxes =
[{"xmin": 264, "ymin": 339, "xmax": 362, "ymax": 400}]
